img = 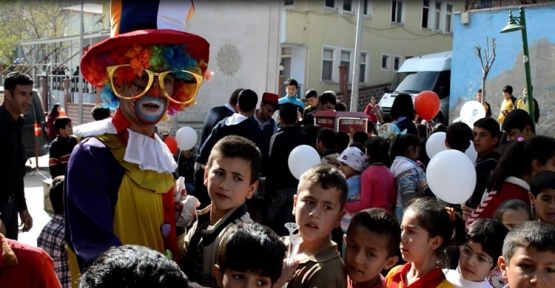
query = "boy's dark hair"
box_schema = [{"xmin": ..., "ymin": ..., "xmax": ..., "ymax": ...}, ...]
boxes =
[
  {"xmin": 502, "ymin": 85, "xmax": 513, "ymax": 95},
  {"xmin": 319, "ymin": 91, "xmax": 337, "ymax": 106},
  {"xmin": 335, "ymin": 102, "xmax": 346, "ymax": 111},
  {"xmin": 477, "ymin": 88, "xmax": 482, "ymax": 93},
  {"xmin": 348, "ymin": 208, "xmax": 401, "ymax": 258},
  {"xmin": 466, "ymin": 218, "xmax": 509, "ymax": 269},
  {"xmin": 299, "ymin": 164, "xmax": 348, "ymax": 210},
  {"xmin": 446, "ymin": 122, "xmax": 472, "ymax": 152},
  {"xmin": 3, "ymin": 71, "xmax": 33, "ymax": 96},
  {"xmin": 390, "ymin": 93, "xmax": 414, "ymax": 120},
  {"xmin": 217, "ymin": 223, "xmax": 286, "ymax": 284},
  {"xmin": 349, "ymin": 142, "xmax": 364, "ymax": 151},
  {"xmin": 237, "ymin": 89, "xmax": 258, "ymax": 113},
  {"xmin": 207, "ymin": 135, "xmax": 262, "ymax": 185},
  {"xmin": 474, "ymin": 117, "xmax": 501, "ymax": 139},
  {"xmin": 285, "ymin": 78, "xmax": 298, "ymax": 89},
  {"xmin": 54, "ymin": 116, "xmax": 72, "ymax": 134},
  {"xmin": 390, "ymin": 134, "xmax": 420, "ymax": 159},
  {"xmin": 335, "ymin": 131, "xmax": 350, "ymax": 153},
  {"xmin": 367, "ymin": 136, "xmax": 391, "ymax": 167},
  {"xmin": 279, "ymin": 103, "xmax": 298, "ymax": 126},
  {"xmin": 353, "ymin": 131, "xmax": 369, "ymax": 146},
  {"xmin": 367, "ymin": 121, "xmax": 376, "ymax": 134},
  {"xmin": 91, "ymin": 104, "xmax": 111, "ymax": 121},
  {"xmin": 305, "ymin": 89, "xmax": 318, "ymax": 99},
  {"xmin": 407, "ymin": 197, "xmax": 466, "ymax": 265},
  {"xmin": 50, "ymin": 176, "xmax": 65, "ymax": 215},
  {"xmin": 530, "ymin": 171, "xmax": 555, "ymax": 197},
  {"xmin": 229, "ymin": 88, "xmax": 244, "ymax": 106},
  {"xmin": 302, "ymin": 124, "xmax": 320, "ymax": 150},
  {"xmin": 502, "ymin": 221, "xmax": 555, "ymax": 263},
  {"xmin": 317, "ymin": 128, "xmax": 336, "ymax": 151},
  {"xmin": 78, "ymin": 245, "xmax": 191, "ymax": 288},
  {"xmin": 494, "ymin": 199, "xmax": 531, "ymax": 223},
  {"xmin": 432, "ymin": 123, "xmax": 448, "ymax": 133},
  {"xmin": 502, "ymin": 109, "xmax": 535, "ymax": 134}
]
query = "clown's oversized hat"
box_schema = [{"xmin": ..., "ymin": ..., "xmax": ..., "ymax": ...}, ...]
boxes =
[{"xmin": 80, "ymin": 0, "xmax": 210, "ymax": 90}]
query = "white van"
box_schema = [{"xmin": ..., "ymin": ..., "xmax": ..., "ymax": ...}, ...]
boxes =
[{"xmin": 378, "ymin": 51, "xmax": 452, "ymax": 124}]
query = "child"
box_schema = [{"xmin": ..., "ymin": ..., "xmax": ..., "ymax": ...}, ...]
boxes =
[
  {"xmin": 467, "ymin": 136, "xmax": 555, "ymax": 226},
  {"xmin": 444, "ymin": 218, "xmax": 509, "ymax": 288},
  {"xmin": 385, "ymin": 197, "xmax": 466, "ymax": 288},
  {"xmin": 37, "ymin": 175, "xmax": 70, "ymax": 288},
  {"xmin": 317, "ymin": 128, "xmax": 339, "ymax": 165},
  {"xmin": 214, "ymin": 222, "xmax": 286, "ymax": 288},
  {"xmin": 304, "ymin": 89, "xmax": 318, "ymax": 116},
  {"xmin": 529, "ymin": 171, "xmax": 555, "ymax": 227},
  {"xmin": 79, "ymin": 245, "xmax": 191, "ymax": 288},
  {"xmin": 344, "ymin": 208, "xmax": 400, "ymax": 288},
  {"xmin": 390, "ymin": 134, "xmax": 425, "ymax": 220},
  {"xmin": 287, "ymin": 164, "xmax": 348, "ymax": 288},
  {"xmin": 493, "ymin": 199, "xmax": 531, "ymax": 229},
  {"xmin": 445, "ymin": 122, "xmax": 473, "ymax": 153},
  {"xmin": 339, "ymin": 146, "xmax": 367, "ymax": 203},
  {"xmin": 182, "ymin": 135, "xmax": 261, "ymax": 287},
  {"xmin": 498, "ymin": 221, "xmax": 555, "ymax": 288},
  {"xmin": 49, "ymin": 116, "xmax": 77, "ymax": 178}
]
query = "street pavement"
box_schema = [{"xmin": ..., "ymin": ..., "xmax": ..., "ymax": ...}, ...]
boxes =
[{"xmin": 18, "ymin": 155, "xmax": 53, "ymax": 247}]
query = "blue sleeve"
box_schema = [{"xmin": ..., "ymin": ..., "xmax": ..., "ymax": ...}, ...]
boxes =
[
  {"xmin": 64, "ymin": 137, "xmax": 124, "ymax": 271},
  {"xmin": 397, "ymin": 169, "xmax": 420, "ymax": 208}
]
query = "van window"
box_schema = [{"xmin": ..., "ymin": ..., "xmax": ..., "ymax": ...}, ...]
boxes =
[
  {"xmin": 392, "ymin": 71, "xmax": 440, "ymax": 94},
  {"xmin": 433, "ymin": 70, "xmax": 451, "ymax": 99}
]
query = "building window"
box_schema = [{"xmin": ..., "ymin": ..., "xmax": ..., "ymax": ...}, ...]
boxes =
[
  {"xmin": 434, "ymin": 2, "xmax": 441, "ymax": 30},
  {"xmin": 322, "ymin": 48, "xmax": 334, "ymax": 81},
  {"xmin": 359, "ymin": 53, "xmax": 367, "ymax": 83},
  {"xmin": 343, "ymin": 0, "xmax": 352, "ymax": 12},
  {"xmin": 341, "ymin": 50, "xmax": 351, "ymax": 82},
  {"xmin": 422, "ymin": 0, "xmax": 430, "ymax": 29},
  {"xmin": 445, "ymin": 4, "xmax": 453, "ymax": 33},
  {"xmin": 363, "ymin": 0, "xmax": 371, "ymax": 16},
  {"xmin": 325, "ymin": 0, "xmax": 335, "ymax": 8},
  {"xmin": 381, "ymin": 54, "xmax": 391, "ymax": 70},
  {"xmin": 393, "ymin": 55, "xmax": 403, "ymax": 71},
  {"xmin": 285, "ymin": 0, "xmax": 294, "ymax": 5},
  {"xmin": 391, "ymin": 0, "xmax": 404, "ymax": 24}
]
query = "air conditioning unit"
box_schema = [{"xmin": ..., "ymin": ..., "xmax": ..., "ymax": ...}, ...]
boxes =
[{"xmin": 461, "ymin": 12, "xmax": 470, "ymax": 25}]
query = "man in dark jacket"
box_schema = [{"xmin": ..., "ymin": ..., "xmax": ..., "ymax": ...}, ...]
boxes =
[
  {"xmin": 199, "ymin": 88, "xmax": 242, "ymax": 145},
  {"xmin": 194, "ymin": 89, "xmax": 263, "ymax": 207},
  {"xmin": 262, "ymin": 103, "xmax": 310, "ymax": 236},
  {"xmin": 0, "ymin": 72, "xmax": 34, "ymax": 239}
]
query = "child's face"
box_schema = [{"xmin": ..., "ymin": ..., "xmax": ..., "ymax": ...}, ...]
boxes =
[
  {"xmin": 400, "ymin": 209, "xmax": 441, "ymax": 263},
  {"xmin": 499, "ymin": 247, "xmax": 555, "ymax": 288},
  {"xmin": 473, "ymin": 127, "xmax": 497, "ymax": 155},
  {"xmin": 204, "ymin": 157, "xmax": 257, "ymax": 213},
  {"xmin": 338, "ymin": 162, "xmax": 357, "ymax": 179},
  {"xmin": 286, "ymin": 85, "xmax": 297, "ymax": 97},
  {"xmin": 60, "ymin": 122, "xmax": 73, "ymax": 137},
  {"xmin": 293, "ymin": 183, "xmax": 345, "ymax": 243},
  {"xmin": 308, "ymin": 97, "xmax": 318, "ymax": 107},
  {"xmin": 530, "ymin": 190, "xmax": 555, "ymax": 227},
  {"xmin": 214, "ymin": 266, "xmax": 272, "ymax": 288},
  {"xmin": 502, "ymin": 209, "xmax": 530, "ymax": 229},
  {"xmin": 531, "ymin": 155, "xmax": 555, "ymax": 178},
  {"xmin": 458, "ymin": 241, "xmax": 495, "ymax": 282},
  {"xmin": 344, "ymin": 226, "xmax": 397, "ymax": 285}
]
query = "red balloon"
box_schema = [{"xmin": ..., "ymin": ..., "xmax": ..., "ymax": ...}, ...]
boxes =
[
  {"xmin": 415, "ymin": 90, "xmax": 440, "ymax": 121},
  {"xmin": 164, "ymin": 135, "xmax": 178, "ymax": 155}
]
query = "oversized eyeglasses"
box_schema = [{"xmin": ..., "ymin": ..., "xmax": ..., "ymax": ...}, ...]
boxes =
[{"xmin": 106, "ymin": 64, "xmax": 203, "ymax": 105}]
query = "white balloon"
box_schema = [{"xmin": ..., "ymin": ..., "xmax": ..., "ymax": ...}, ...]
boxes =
[
  {"xmin": 175, "ymin": 126, "xmax": 198, "ymax": 151},
  {"xmin": 460, "ymin": 100, "xmax": 486, "ymax": 128},
  {"xmin": 465, "ymin": 140, "xmax": 478, "ymax": 163},
  {"xmin": 427, "ymin": 149, "xmax": 476, "ymax": 204},
  {"xmin": 288, "ymin": 145, "xmax": 321, "ymax": 180},
  {"xmin": 425, "ymin": 132, "xmax": 447, "ymax": 159}
]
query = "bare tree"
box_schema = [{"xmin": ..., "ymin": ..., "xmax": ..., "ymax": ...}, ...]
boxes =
[{"xmin": 475, "ymin": 37, "xmax": 496, "ymax": 103}]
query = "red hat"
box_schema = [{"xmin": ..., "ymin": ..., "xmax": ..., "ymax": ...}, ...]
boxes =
[
  {"xmin": 80, "ymin": 0, "xmax": 210, "ymax": 111},
  {"xmin": 262, "ymin": 92, "xmax": 279, "ymax": 106}
]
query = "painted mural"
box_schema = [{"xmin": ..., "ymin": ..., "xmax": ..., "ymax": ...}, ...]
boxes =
[{"xmin": 451, "ymin": 4, "xmax": 555, "ymax": 135}]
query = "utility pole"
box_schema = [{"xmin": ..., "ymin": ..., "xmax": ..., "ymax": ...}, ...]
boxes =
[
  {"xmin": 350, "ymin": 0, "xmax": 364, "ymax": 112},
  {"xmin": 78, "ymin": 0, "xmax": 84, "ymax": 125}
]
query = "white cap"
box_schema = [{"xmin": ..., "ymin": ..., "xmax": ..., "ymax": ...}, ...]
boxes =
[{"xmin": 338, "ymin": 147, "xmax": 367, "ymax": 172}]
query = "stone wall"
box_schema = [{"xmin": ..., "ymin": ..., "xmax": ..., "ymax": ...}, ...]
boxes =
[{"xmin": 336, "ymin": 83, "xmax": 390, "ymax": 112}]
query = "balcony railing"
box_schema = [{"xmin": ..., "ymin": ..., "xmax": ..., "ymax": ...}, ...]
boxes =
[{"xmin": 465, "ymin": 0, "xmax": 555, "ymax": 10}]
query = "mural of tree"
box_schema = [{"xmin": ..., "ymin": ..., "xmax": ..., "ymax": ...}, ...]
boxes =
[{"xmin": 475, "ymin": 37, "xmax": 496, "ymax": 103}]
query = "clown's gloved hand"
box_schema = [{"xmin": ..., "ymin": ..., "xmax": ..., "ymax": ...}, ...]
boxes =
[{"xmin": 175, "ymin": 195, "xmax": 200, "ymax": 227}]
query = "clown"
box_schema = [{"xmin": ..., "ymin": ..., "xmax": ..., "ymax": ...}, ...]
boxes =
[{"xmin": 64, "ymin": 0, "xmax": 209, "ymax": 282}]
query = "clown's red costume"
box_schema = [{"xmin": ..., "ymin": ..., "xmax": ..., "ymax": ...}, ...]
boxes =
[{"xmin": 64, "ymin": 0, "xmax": 210, "ymax": 284}]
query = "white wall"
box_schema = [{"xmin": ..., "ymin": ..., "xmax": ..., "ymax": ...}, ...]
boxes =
[
  {"xmin": 290, "ymin": 45, "xmax": 306, "ymax": 88},
  {"xmin": 176, "ymin": 0, "xmax": 281, "ymax": 124}
]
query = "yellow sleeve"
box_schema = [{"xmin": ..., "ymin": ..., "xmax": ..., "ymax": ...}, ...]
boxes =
[{"xmin": 384, "ymin": 265, "xmax": 402, "ymax": 286}]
